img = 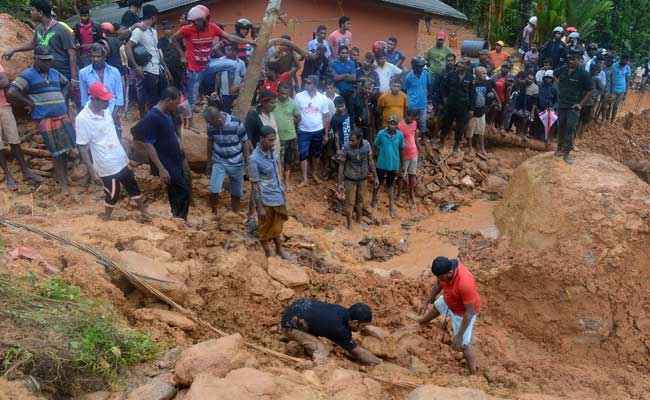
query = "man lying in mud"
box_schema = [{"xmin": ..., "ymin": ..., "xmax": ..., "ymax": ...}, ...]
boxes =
[
  {"xmin": 412, "ymin": 256, "xmax": 481, "ymax": 374},
  {"xmin": 281, "ymin": 297, "xmax": 383, "ymax": 365}
]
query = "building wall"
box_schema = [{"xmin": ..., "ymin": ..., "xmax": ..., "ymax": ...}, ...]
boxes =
[{"xmin": 161, "ymin": 0, "xmax": 470, "ymax": 62}]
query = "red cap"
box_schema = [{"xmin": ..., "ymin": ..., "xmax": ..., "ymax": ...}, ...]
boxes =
[
  {"xmin": 566, "ymin": 26, "xmax": 576, "ymax": 33},
  {"xmin": 436, "ymin": 31, "xmax": 446, "ymax": 40},
  {"xmin": 89, "ymin": 82, "xmax": 113, "ymax": 101}
]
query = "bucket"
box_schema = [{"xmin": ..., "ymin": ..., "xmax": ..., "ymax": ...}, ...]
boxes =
[{"xmin": 461, "ymin": 40, "xmax": 488, "ymax": 58}]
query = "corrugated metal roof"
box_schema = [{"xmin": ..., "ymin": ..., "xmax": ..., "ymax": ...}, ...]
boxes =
[
  {"xmin": 378, "ymin": 0, "xmax": 467, "ymax": 21},
  {"xmin": 66, "ymin": 0, "xmax": 198, "ymax": 25}
]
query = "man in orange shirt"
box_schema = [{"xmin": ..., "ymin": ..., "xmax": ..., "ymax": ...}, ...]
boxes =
[
  {"xmin": 414, "ymin": 256, "xmax": 481, "ymax": 374},
  {"xmin": 489, "ymin": 40, "xmax": 510, "ymax": 68}
]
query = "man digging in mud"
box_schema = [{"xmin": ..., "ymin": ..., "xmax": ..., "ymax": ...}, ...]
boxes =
[
  {"xmin": 411, "ymin": 256, "xmax": 481, "ymax": 374},
  {"xmin": 281, "ymin": 297, "xmax": 383, "ymax": 366}
]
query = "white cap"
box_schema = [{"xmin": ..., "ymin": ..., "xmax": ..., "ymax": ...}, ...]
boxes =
[
  {"xmin": 568, "ymin": 32, "xmax": 580, "ymax": 39},
  {"xmin": 529, "ymin": 16, "xmax": 537, "ymax": 25},
  {"xmin": 544, "ymin": 70, "xmax": 554, "ymax": 78},
  {"xmin": 553, "ymin": 26, "xmax": 564, "ymax": 33},
  {"xmin": 187, "ymin": 6, "xmax": 206, "ymax": 21}
]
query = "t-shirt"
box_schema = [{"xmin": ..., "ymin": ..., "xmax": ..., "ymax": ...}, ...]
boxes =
[
  {"xmin": 556, "ymin": 66, "xmax": 594, "ymax": 109},
  {"xmin": 281, "ymin": 298, "xmax": 357, "ymax": 351},
  {"xmin": 386, "ymin": 49, "xmax": 405, "ymax": 66},
  {"xmin": 425, "ymin": 45, "xmax": 453, "ymax": 75},
  {"xmin": 375, "ymin": 62, "xmax": 402, "ymax": 93},
  {"xmin": 402, "ymin": 70, "xmax": 431, "ymax": 110},
  {"xmin": 295, "ymin": 90, "xmax": 329, "ymax": 132},
  {"xmin": 378, "ymin": 91, "xmax": 408, "ymax": 128},
  {"xmin": 330, "ymin": 59, "xmax": 357, "ymax": 93},
  {"xmin": 130, "ymin": 27, "xmax": 160, "ymax": 75},
  {"xmin": 207, "ymin": 114, "xmax": 248, "ymax": 166},
  {"xmin": 177, "ymin": 23, "xmax": 225, "ymax": 72},
  {"xmin": 327, "ymin": 30, "xmax": 352, "ymax": 60},
  {"xmin": 0, "ymin": 63, "xmax": 8, "ymax": 108},
  {"xmin": 374, "ymin": 128, "xmax": 404, "ymax": 171},
  {"xmin": 522, "ymin": 24, "xmax": 535, "ymax": 44},
  {"xmin": 10, "ymin": 67, "xmax": 68, "ymax": 120},
  {"xmin": 273, "ymin": 98, "xmax": 300, "ymax": 141},
  {"xmin": 34, "ymin": 22, "xmax": 76, "ymax": 77},
  {"xmin": 472, "ymin": 79, "xmax": 495, "ymax": 117},
  {"xmin": 438, "ymin": 262, "xmax": 481, "ymax": 317},
  {"xmin": 613, "ymin": 62, "xmax": 631, "ymax": 94},
  {"xmin": 260, "ymin": 72, "xmax": 290, "ymax": 94},
  {"xmin": 398, "ymin": 120, "xmax": 417, "ymax": 160},
  {"xmin": 488, "ymin": 50, "xmax": 509, "ymax": 67},
  {"xmin": 142, "ymin": 107, "xmax": 185, "ymax": 179},
  {"xmin": 120, "ymin": 10, "xmax": 139, "ymax": 28},
  {"xmin": 75, "ymin": 105, "xmax": 128, "ymax": 177},
  {"xmin": 330, "ymin": 112, "xmax": 351, "ymax": 148},
  {"xmin": 342, "ymin": 140, "xmax": 371, "ymax": 181}
]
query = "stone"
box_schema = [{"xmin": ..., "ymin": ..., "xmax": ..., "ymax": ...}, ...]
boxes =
[
  {"xmin": 118, "ymin": 250, "xmax": 190, "ymax": 304},
  {"xmin": 125, "ymin": 380, "xmax": 176, "ymax": 400},
  {"xmin": 460, "ymin": 176, "xmax": 475, "ymax": 188},
  {"xmin": 478, "ymin": 160, "xmax": 490, "ymax": 173},
  {"xmin": 409, "ymin": 356, "xmax": 430, "ymax": 378},
  {"xmin": 78, "ymin": 392, "xmax": 112, "ymax": 400},
  {"xmin": 220, "ymin": 211, "xmax": 242, "ymax": 225},
  {"xmin": 407, "ymin": 385, "xmax": 502, "ymax": 399},
  {"xmin": 483, "ymin": 174, "xmax": 508, "ymax": 195},
  {"xmin": 174, "ymin": 334, "xmax": 249, "ymax": 386},
  {"xmin": 486, "ymin": 159, "xmax": 499, "ymax": 173},
  {"xmin": 415, "ymin": 182, "xmax": 429, "ymax": 198},
  {"xmin": 133, "ymin": 308, "xmax": 196, "ymax": 331},
  {"xmin": 70, "ymin": 164, "xmax": 88, "ymax": 181},
  {"xmin": 275, "ymin": 287, "xmax": 295, "ymax": 301},
  {"xmin": 181, "ymin": 132, "xmax": 209, "ymax": 170},
  {"xmin": 267, "ymin": 257, "xmax": 310, "ymax": 288},
  {"xmin": 430, "ymin": 190, "xmax": 450, "ymax": 204}
]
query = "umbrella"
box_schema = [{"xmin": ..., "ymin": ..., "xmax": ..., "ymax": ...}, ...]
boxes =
[{"xmin": 539, "ymin": 109, "xmax": 558, "ymax": 141}]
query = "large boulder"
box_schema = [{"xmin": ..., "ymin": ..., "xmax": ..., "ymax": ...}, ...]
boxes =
[
  {"xmin": 173, "ymin": 334, "xmax": 251, "ymax": 386},
  {"xmin": 118, "ymin": 250, "xmax": 190, "ymax": 304},
  {"xmin": 408, "ymin": 385, "xmax": 503, "ymax": 400},
  {"xmin": 266, "ymin": 257, "xmax": 310, "ymax": 288},
  {"xmin": 181, "ymin": 132, "xmax": 209, "ymax": 171}
]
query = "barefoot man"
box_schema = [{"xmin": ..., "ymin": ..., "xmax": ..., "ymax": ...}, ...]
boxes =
[{"xmin": 414, "ymin": 256, "xmax": 481, "ymax": 374}]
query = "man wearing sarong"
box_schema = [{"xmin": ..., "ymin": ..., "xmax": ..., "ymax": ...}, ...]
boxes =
[
  {"xmin": 249, "ymin": 125, "xmax": 292, "ymax": 261},
  {"xmin": 8, "ymin": 45, "xmax": 75, "ymax": 190}
]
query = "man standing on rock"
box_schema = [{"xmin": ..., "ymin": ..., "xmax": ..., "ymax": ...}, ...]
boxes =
[
  {"xmin": 414, "ymin": 256, "xmax": 481, "ymax": 375},
  {"xmin": 555, "ymin": 49, "xmax": 593, "ymax": 164},
  {"xmin": 281, "ymin": 298, "xmax": 383, "ymax": 365},
  {"xmin": 76, "ymin": 82, "xmax": 147, "ymax": 220}
]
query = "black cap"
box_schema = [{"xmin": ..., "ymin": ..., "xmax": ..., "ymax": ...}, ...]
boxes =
[
  {"xmin": 348, "ymin": 303, "xmax": 372, "ymax": 323},
  {"xmin": 34, "ymin": 45, "xmax": 54, "ymax": 60},
  {"xmin": 142, "ymin": 4, "xmax": 159, "ymax": 19},
  {"xmin": 431, "ymin": 256, "xmax": 458, "ymax": 276},
  {"xmin": 161, "ymin": 21, "xmax": 174, "ymax": 30}
]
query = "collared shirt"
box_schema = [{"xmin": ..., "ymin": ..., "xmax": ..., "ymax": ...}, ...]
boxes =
[
  {"xmin": 248, "ymin": 144, "xmax": 285, "ymax": 207},
  {"xmin": 129, "ymin": 26, "xmax": 160, "ymax": 75},
  {"xmin": 208, "ymin": 113, "xmax": 248, "ymax": 166},
  {"xmin": 375, "ymin": 62, "xmax": 402, "ymax": 93},
  {"xmin": 556, "ymin": 66, "xmax": 594, "ymax": 109},
  {"xmin": 79, "ymin": 63, "xmax": 124, "ymax": 113},
  {"xmin": 10, "ymin": 66, "xmax": 68, "ymax": 120},
  {"xmin": 307, "ymin": 39, "xmax": 332, "ymax": 60},
  {"xmin": 403, "ymin": 70, "xmax": 431, "ymax": 110},
  {"xmin": 75, "ymin": 105, "xmax": 128, "ymax": 177},
  {"xmin": 330, "ymin": 58, "xmax": 357, "ymax": 93}
]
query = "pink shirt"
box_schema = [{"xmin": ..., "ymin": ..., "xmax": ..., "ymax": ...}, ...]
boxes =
[
  {"xmin": 0, "ymin": 63, "xmax": 8, "ymax": 108},
  {"xmin": 327, "ymin": 30, "xmax": 352, "ymax": 59},
  {"xmin": 398, "ymin": 120, "xmax": 418, "ymax": 160}
]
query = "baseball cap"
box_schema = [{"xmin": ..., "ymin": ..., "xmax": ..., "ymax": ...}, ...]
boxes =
[
  {"xmin": 89, "ymin": 82, "xmax": 113, "ymax": 101},
  {"xmin": 34, "ymin": 45, "xmax": 54, "ymax": 60},
  {"xmin": 436, "ymin": 31, "xmax": 446, "ymax": 40},
  {"xmin": 544, "ymin": 70, "xmax": 554, "ymax": 78},
  {"xmin": 496, "ymin": 40, "xmax": 505, "ymax": 46},
  {"xmin": 387, "ymin": 115, "xmax": 399, "ymax": 124}
]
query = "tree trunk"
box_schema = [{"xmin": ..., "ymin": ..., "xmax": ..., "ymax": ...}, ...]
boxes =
[
  {"xmin": 485, "ymin": 131, "xmax": 550, "ymax": 151},
  {"xmin": 233, "ymin": 0, "xmax": 282, "ymax": 119}
]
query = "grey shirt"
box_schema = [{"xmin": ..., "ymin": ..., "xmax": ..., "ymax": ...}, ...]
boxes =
[
  {"xmin": 34, "ymin": 22, "xmax": 75, "ymax": 77},
  {"xmin": 130, "ymin": 26, "xmax": 160, "ymax": 75},
  {"xmin": 341, "ymin": 140, "xmax": 371, "ymax": 181},
  {"xmin": 248, "ymin": 145, "xmax": 286, "ymax": 206}
]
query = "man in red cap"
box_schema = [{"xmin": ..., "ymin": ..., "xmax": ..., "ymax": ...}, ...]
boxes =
[
  {"xmin": 412, "ymin": 256, "xmax": 481, "ymax": 374},
  {"xmin": 425, "ymin": 32, "xmax": 454, "ymax": 76},
  {"xmin": 76, "ymin": 82, "xmax": 148, "ymax": 220}
]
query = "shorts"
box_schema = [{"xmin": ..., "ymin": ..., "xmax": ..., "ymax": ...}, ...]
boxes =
[
  {"xmin": 298, "ymin": 130, "xmax": 324, "ymax": 161},
  {"xmin": 280, "ymin": 138, "xmax": 299, "ymax": 166},
  {"xmin": 0, "ymin": 106, "xmax": 20, "ymax": 148},
  {"xmin": 376, "ymin": 168, "xmax": 397, "ymax": 187},
  {"xmin": 100, "ymin": 166, "xmax": 142, "ymax": 207},
  {"xmin": 210, "ymin": 161, "xmax": 244, "ymax": 197},
  {"xmin": 401, "ymin": 157, "xmax": 418, "ymax": 177},
  {"xmin": 580, "ymin": 105, "xmax": 593, "ymax": 124},
  {"xmin": 465, "ymin": 115, "xmax": 486, "ymax": 138},
  {"xmin": 434, "ymin": 295, "xmax": 477, "ymax": 346},
  {"xmin": 344, "ymin": 178, "xmax": 367, "ymax": 212},
  {"xmin": 416, "ymin": 108, "xmax": 429, "ymax": 133}
]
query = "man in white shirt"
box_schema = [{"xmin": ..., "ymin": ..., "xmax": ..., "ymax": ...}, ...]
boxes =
[
  {"xmin": 76, "ymin": 82, "xmax": 148, "ymax": 220},
  {"xmin": 216, "ymin": 42, "xmax": 246, "ymax": 114},
  {"xmin": 374, "ymin": 51, "xmax": 402, "ymax": 93},
  {"xmin": 295, "ymin": 75, "xmax": 330, "ymax": 188}
]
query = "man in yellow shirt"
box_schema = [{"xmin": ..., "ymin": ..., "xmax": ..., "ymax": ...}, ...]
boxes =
[
  {"xmin": 377, "ymin": 79, "xmax": 408, "ymax": 128},
  {"xmin": 489, "ymin": 40, "xmax": 510, "ymax": 67}
]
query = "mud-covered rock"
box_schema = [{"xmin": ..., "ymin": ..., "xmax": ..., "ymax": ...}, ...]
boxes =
[
  {"xmin": 133, "ymin": 308, "xmax": 196, "ymax": 331},
  {"xmin": 408, "ymin": 385, "xmax": 502, "ymax": 399},
  {"xmin": 125, "ymin": 379, "xmax": 176, "ymax": 400},
  {"xmin": 267, "ymin": 257, "xmax": 310, "ymax": 288}
]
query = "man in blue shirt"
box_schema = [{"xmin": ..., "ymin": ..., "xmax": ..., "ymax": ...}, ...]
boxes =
[
  {"xmin": 203, "ymin": 105, "xmax": 251, "ymax": 219},
  {"xmin": 249, "ymin": 125, "xmax": 291, "ymax": 260},
  {"xmin": 402, "ymin": 56, "xmax": 432, "ymax": 136},
  {"xmin": 330, "ymin": 45, "xmax": 357, "ymax": 106},
  {"xmin": 610, "ymin": 53, "xmax": 631, "ymax": 122},
  {"xmin": 371, "ymin": 115, "xmax": 404, "ymax": 218},
  {"xmin": 79, "ymin": 44, "xmax": 124, "ymax": 138},
  {"xmin": 140, "ymin": 87, "xmax": 191, "ymax": 222},
  {"xmin": 385, "ymin": 37, "xmax": 405, "ymax": 69}
]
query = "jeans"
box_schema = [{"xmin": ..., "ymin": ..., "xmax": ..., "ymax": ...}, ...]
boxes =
[
  {"xmin": 191, "ymin": 58, "xmax": 240, "ymax": 107},
  {"xmin": 185, "ymin": 69, "xmax": 206, "ymax": 108},
  {"xmin": 210, "ymin": 161, "xmax": 244, "ymax": 197}
]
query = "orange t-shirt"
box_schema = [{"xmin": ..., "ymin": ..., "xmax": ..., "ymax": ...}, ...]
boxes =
[
  {"xmin": 489, "ymin": 50, "xmax": 510, "ymax": 67},
  {"xmin": 439, "ymin": 262, "xmax": 481, "ymax": 316}
]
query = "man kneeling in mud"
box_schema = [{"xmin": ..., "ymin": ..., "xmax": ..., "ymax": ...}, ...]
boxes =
[{"xmin": 281, "ymin": 297, "xmax": 383, "ymax": 365}]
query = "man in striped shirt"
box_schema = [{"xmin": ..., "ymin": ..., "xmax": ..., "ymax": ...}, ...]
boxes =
[{"xmin": 203, "ymin": 105, "xmax": 251, "ymax": 219}]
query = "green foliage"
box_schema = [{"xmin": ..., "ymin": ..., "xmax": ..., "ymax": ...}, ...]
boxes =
[
  {"xmin": 0, "ymin": 275, "xmax": 157, "ymax": 380},
  {"xmin": 0, "ymin": 0, "xmax": 29, "ymax": 18}
]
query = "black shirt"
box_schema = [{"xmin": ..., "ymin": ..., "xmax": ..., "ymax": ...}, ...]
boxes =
[
  {"xmin": 281, "ymin": 298, "xmax": 357, "ymax": 351},
  {"xmin": 443, "ymin": 70, "xmax": 474, "ymax": 108},
  {"xmin": 556, "ymin": 65, "xmax": 593, "ymax": 109},
  {"xmin": 120, "ymin": 10, "xmax": 139, "ymax": 28}
]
